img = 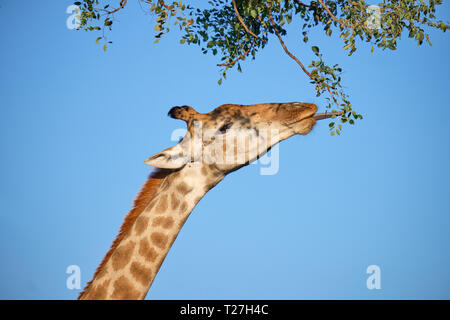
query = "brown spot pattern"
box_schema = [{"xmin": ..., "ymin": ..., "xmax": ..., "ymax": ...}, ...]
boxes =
[
  {"xmin": 130, "ymin": 261, "xmax": 152, "ymax": 286},
  {"xmin": 134, "ymin": 216, "xmax": 149, "ymax": 236},
  {"xmin": 111, "ymin": 276, "xmax": 141, "ymax": 300},
  {"xmin": 155, "ymin": 195, "xmax": 168, "ymax": 214},
  {"xmin": 176, "ymin": 182, "xmax": 192, "ymax": 195},
  {"xmin": 152, "ymin": 216, "xmax": 175, "ymax": 229},
  {"xmin": 138, "ymin": 238, "xmax": 158, "ymax": 262},
  {"xmin": 111, "ymin": 241, "xmax": 135, "ymax": 271},
  {"xmin": 171, "ymin": 193, "xmax": 180, "ymax": 210},
  {"xmin": 151, "ymin": 232, "xmax": 169, "ymax": 249},
  {"xmin": 180, "ymin": 201, "xmax": 188, "ymax": 212}
]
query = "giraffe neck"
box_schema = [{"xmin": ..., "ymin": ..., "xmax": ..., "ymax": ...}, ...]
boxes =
[{"xmin": 79, "ymin": 164, "xmax": 224, "ymax": 300}]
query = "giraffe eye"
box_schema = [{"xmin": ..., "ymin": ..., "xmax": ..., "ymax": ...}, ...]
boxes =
[{"xmin": 218, "ymin": 122, "xmax": 233, "ymax": 134}]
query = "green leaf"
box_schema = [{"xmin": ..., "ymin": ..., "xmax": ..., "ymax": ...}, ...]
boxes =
[
  {"xmin": 311, "ymin": 46, "xmax": 319, "ymax": 54},
  {"xmin": 415, "ymin": 31, "xmax": 424, "ymax": 45},
  {"xmin": 286, "ymin": 14, "xmax": 292, "ymax": 24}
]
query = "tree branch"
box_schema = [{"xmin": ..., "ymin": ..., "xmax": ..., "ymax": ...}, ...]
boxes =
[
  {"xmin": 217, "ymin": 39, "xmax": 255, "ymax": 67},
  {"xmin": 232, "ymin": 0, "xmax": 265, "ymax": 42},
  {"xmin": 266, "ymin": 3, "xmax": 313, "ymax": 80},
  {"xmin": 108, "ymin": 0, "xmax": 127, "ymax": 14},
  {"xmin": 317, "ymin": 0, "xmax": 354, "ymax": 29},
  {"xmin": 294, "ymin": 0, "xmax": 312, "ymax": 8},
  {"xmin": 266, "ymin": 2, "xmax": 338, "ymax": 105}
]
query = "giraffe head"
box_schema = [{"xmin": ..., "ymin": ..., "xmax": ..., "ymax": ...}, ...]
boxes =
[{"xmin": 145, "ymin": 102, "xmax": 331, "ymax": 173}]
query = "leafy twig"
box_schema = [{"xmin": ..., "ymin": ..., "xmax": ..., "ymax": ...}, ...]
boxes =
[
  {"xmin": 232, "ymin": 0, "xmax": 265, "ymax": 43},
  {"xmin": 217, "ymin": 39, "xmax": 255, "ymax": 67}
]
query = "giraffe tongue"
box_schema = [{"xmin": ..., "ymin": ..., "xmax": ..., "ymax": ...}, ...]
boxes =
[{"xmin": 312, "ymin": 112, "xmax": 343, "ymax": 120}]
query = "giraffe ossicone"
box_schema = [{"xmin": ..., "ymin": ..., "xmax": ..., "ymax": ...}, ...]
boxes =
[{"xmin": 79, "ymin": 102, "xmax": 333, "ymax": 300}]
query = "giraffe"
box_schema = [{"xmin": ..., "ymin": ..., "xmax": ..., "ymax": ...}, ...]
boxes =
[{"xmin": 79, "ymin": 102, "xmax": 336, "ymax": 299}]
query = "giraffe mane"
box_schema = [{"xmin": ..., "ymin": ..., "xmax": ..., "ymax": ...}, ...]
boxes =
[{"xmin": 78, "ymin": 167, "xmax": 171, "ymax": 299}]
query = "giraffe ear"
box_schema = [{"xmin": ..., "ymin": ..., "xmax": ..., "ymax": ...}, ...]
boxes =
[{"xmin": 144, "ymin": 144, "xmax": 187, "ymax": 169}]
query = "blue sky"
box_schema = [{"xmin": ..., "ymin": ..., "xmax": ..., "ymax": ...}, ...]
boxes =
[{"xmin": 0, "ymin": 0, "xmax": 449, "ymax": 299}]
